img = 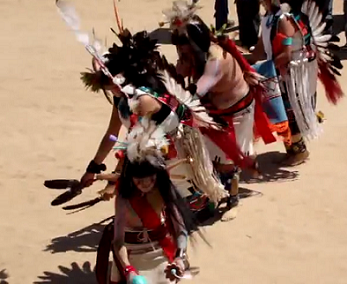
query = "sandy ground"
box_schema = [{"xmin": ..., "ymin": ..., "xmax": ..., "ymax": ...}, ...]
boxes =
[{"xmin": 1, "ymin": 0, "xmax": 347, "ymax": 283}]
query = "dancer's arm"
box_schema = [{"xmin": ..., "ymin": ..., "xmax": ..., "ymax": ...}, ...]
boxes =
[
  {"xmin": 195, "ymin": 59, "xmax": 223, "ymax": 97},
  {"xmin": 274, "ymin": 16, "xmax": 295, "ymax": 69},
  {"xmin": 247, "ymin": 35, "xmax": 266, "ymax": 64},
  {"xmin": 80, "ymin": 105, "xmax": 122, "ymax": 187},
  {"xmin": 113, "ymin": 196, "xmax": 139, "ymax": 281},
  {"xmin": 166, "ymin": 205, "xmax": 188, "ymax": 279}
]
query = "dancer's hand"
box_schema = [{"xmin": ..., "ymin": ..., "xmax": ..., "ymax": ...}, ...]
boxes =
[
  {"xmin": 165, "ymin": 258, "xmax": 185, "ymax": 281},
  {"xmin": 126, "ymin": 271, "xmax": 137, "ymax": 284},
  {"xmin": 127, "ymin": 272, "xmax": 148, "ymax": 284},
  {"xmin": 80, "ymin": 172, "xmax": 95, "ymax": 188}
]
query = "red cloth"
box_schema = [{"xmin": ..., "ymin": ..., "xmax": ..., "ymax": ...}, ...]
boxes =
[
  {"xmin": 218, "ymin": 38, "xmax": 276, "ymax": 145},
  {"xmin": 252, "ymin": 86, "xmax": 277, "ymax": 145},
  {"xmin": 129, "ymin": 192, "xmax": 177, "ymax": 262},
  {"xmin": 200, "ymin": 119, "xmax": 254, "ymax": 169}
]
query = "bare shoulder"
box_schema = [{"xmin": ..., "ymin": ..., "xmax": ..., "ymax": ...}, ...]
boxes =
[
  {"xmin": 278, "ymin": 14, "xmax": 296, "ymax": 36},
  {"xmin": 208, "ymin": 43, "xmax": 223, "ymax": 60}
]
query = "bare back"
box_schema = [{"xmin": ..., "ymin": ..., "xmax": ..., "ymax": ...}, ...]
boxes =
[{"xmin": 197, "ymin": 44, "xmax": 249, "ymax": 109}]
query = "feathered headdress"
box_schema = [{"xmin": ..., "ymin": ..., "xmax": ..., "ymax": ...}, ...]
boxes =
[
  {"xmin": 116, "ymin": 117, "xmax": 170, "ymax": 168},
  {"xmin": 161, "ymin": 0, "xmax": 200, "ymax": 30},
  {"xmin": 80, "ymin": 29, "xmax": 160, "ymax": 94},
  {"xmin": 56, "ymin": 0, "xmax": 160, "ymax": 95},
  {"xmin": 300, "ymin": 0, "xmax": 344, "ymax": 104}
]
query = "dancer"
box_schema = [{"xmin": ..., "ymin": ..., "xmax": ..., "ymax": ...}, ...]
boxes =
[
  {"xmin": 107, "ymin": 118, "xmax": 200, "ymax": 284},
  {"xmin": 80, "ymin": 27, "xmax": 227, "ymax": 202},
  {"xmin": 250, "ymin": 0, "xmax": 343, "ymax": 165},
  {"xmin": 161, "ymin": 1, "xmax": 276, "ymax": 219},
  {"xmin": 51, "ymin": 0, "xmax": 229, "ymax": 206}
]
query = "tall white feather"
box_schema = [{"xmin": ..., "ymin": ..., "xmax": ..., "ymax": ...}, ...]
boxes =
[{"xmin": 56, "ymin": 0, "xmax": 106, "ymax": 54}]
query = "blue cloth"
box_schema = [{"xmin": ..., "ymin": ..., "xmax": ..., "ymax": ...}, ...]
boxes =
[{"xmin": 252, "ymin": 60, "xmax": 288, "ymax": 124}]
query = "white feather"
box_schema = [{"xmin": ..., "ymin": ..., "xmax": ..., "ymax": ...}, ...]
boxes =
[
  {"xmin": 159, "ymin": 70, "xmax": 220, "ymax": 129},
  {"xmin": 314, "ymin": 34, "xmax": 332, "ymax": 43},
  {"xmin": 312, "ymin": 22, "xmax": 326, "ymax": 38},
  {"xmin": 162, "ymin": 0, "xmax": 200, "ymax": 29},
  {"xmin": 56, "ymin": 1, "xmax": 107, "ymax": 54},
  {"xmin": 301, "ymin": 0, "xmax": 308, "ymax": 14},
  {"xmin": 125, "ymin": 118, "xmax": 170, "ymax": 163}
]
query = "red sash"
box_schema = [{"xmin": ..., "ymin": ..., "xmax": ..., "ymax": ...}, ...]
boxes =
[{"xmin": 129, "ymin": 192, "xmax": 177, "ymax": 262}]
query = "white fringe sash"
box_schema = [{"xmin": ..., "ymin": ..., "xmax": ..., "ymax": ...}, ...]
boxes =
[{"xmin": 283, "ymin": 54, "xmax": 321, "ymax": 140}]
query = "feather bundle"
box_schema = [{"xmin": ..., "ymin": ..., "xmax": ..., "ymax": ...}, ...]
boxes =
[
  {"xmin": 125, "ymin": 117, "xmax": 170, "ymax": 166},
  {"xmin": 162, "ymin": 0, "xmax": 200, "ymax": 30}
]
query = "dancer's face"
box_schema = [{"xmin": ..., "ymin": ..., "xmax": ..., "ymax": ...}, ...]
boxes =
[
  {"xmin": 177, "ymin": 44, "xmax": 195, "ymax": 66},
  {"xmin": 133, "ymin": 174, "xmax": 157, "ymax": 193}
]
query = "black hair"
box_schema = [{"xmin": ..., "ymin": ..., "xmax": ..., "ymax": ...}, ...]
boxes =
[
  {"xmin": 118, "ymin": 158, "xmax": 199, "ymax": 236},
  {"xmin": 171, "ymin": 16, "xmax": 211, "ymax": 79}
]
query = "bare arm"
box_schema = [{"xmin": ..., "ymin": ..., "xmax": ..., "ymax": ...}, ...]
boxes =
[
  {"xmin": 274, "ymin": 16, "xmax": 295, "ymax": 69},
  {"xmin": 196, "ymin": 59, "xmax": 222, "ymax": 97},
  {"xmin": 164, "ymin": 205, "xmax": 188, "ymax": 280},
  {"xmin": 80, "ymin": 104, "xmax": 123, "ymax": 186},
  {"xmin": 171, "ymin": 205, "xmax": 188, "ymax": 253},
  {"xmin": 113, "ymin": 195, "xmax": 131, "ymax": 268},
  {"xmin": 93, "ymin": 105, "xmax": 122, "ymax": 164}
]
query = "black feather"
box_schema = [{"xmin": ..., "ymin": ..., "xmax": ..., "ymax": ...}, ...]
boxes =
[{"xmin": 328, "ymin": 65, "xmax": 342, "ymax": 76}]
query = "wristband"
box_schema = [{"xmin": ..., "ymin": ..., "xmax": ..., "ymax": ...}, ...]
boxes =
[
  {"xmin": 107, "ymin": 171, "xmax": 119, "ymax": 185},
  {"xmin": 86, "ymin": 160, "xmax": 106, "ymax": 174},
  {"xmin": 124, "ymin": 265, "xmax": 138, "ymax": 278},
  {"xmin": 175, "ymin": 248, "xmax": 186, "ymax": 259}
]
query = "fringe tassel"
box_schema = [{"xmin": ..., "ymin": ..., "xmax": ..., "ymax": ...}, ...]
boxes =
[
  {"xmin": 175, "ymin": 125, "xmax": 227, "ymax": 204},
  {"xmin": 284, "ymin": 58, "xmax": 322, "ymax": 141}
]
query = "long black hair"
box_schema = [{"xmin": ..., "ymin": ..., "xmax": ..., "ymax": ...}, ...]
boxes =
[{"xmin": 118, "ymin": 158, "xmax": 200, "ymax": 237}]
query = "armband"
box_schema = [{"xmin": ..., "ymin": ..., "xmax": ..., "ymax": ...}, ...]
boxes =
[{"xmin": 282, "ymin": 37, "xmax": 293, "ymax": 46}]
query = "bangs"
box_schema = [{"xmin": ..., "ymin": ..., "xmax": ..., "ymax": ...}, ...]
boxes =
[{"xmin": 127, "ymin": 160, "xmax": 162, "ymax": 178}]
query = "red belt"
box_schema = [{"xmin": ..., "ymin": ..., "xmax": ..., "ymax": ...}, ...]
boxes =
[{"xmin": 203, "ymin": 91, "xmax": 253, "ymax": 116}]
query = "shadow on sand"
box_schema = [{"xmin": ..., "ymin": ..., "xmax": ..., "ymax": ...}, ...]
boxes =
[
  {"xmin": 200, "ymin": 186, "xmax": 263, "ymax": 227},
  {"xmin": 34, "ymin": 262, "xmax": 96, "ymax": 284},
  {"xmin": 241, "ymin": 151, "xmax": 299, "ymax": 184},
  {"xmin": 45, "ymin": 216, "xmax": 113, "ymax": 254},
  {"xmin": 0, "ymin": 269, "xmax": 9, "ymax": 284}
]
